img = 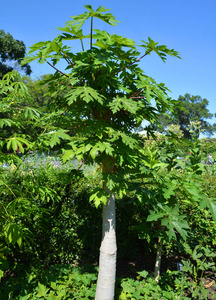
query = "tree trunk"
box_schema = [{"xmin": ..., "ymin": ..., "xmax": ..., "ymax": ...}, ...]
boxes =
[
  {"xmin": 154, "ymin": 237, "xmax": 163, "ymax": 282},
  {"xmin": 95, "ymin": 191, "xmax": 117, "ymax": 300}
]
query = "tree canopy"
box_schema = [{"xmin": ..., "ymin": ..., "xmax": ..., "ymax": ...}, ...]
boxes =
[
  {"xmin": 0, "ymin": 30, "xmax": 31, "ymax": 78},
  {"xmin": 157, "ymin": 93, "xmax": 216, "ymax": 139}
]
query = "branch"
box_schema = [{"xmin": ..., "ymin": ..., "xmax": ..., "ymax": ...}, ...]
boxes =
[
  {"xmin": 60, "ymin": 52, "xmax": 74, "ymax": 67},
  {"xmin": 130, "ymin": 96, "xmax": 145, "ymax": 99},
  {"xmin": 81, "ymin": 40, "xmax": 85, "ymax": 51},
  {"xmin": 115, "ymin": 49, "xmax": 152, "ymax": 75},
  {"xmin": 90, "ymin": 16, "xmax": 93, "ymax": 50},
  {"xmin": 129, "ymin": 89, "xmax": 143, "ymax": 99},
  {"xmin": 46, "ymin": 61, "xmax": 69, "ymax": 77},
  {"xmin": 60, "ymin": 102, "xmax": 76, "ymax": 115},
  {"xmin": 78, "ymin": 154, "xmax": 89, "ymax": 170}
]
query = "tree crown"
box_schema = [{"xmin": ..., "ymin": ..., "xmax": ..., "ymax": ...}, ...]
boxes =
[{"xmin": 22, "ymin": 5, "xmax": 181, "ymax": 204}]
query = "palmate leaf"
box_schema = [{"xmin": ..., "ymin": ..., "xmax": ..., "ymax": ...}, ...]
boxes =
[
  {"xmin": 0, "ymin": 119, "xmax": 18, "ymax": 128},
  {"xmin": 44, "ymin": 130, "xmax": 71, "ymax": 148},
  {"xmin": 135, "ymin": 76, "xmax": 169, "ymax": 106},
  {"xmin": 60, "ymin": 31, "xmax": 89, "ymax": 41},
  {"xmin": 58, "ymin": 5, "xmax": 118, "ymax": 44},
  {"xmin": 4, "ymin": 222, "xmax": 23, "ymax": 247},
  {"xmin": 22, "ymin": 37, "xmax": 67, "ymax": 65},
  {"xmin": 200, "ymin": 196, "xmax": 216, "ymax": 222},
  {"xmin": 89, "ymin": 189, "xmax": 108, "ymax": 208},
  {"xmin": 0, "ymin": 71, "xmax": 31, "ymax": 105},
  {"xmin": 62, "ymin": 150, "xmax": 74, "ymax": 163},
  {"xmin": 109, "ymin": 96, "xmax": 139, "ymax": 114},
  {"xmin": 24, "ymin": 107, "xmax": 41, "ymax": 120},
  {"xmin": 37, "ymin": 282, "xmax": 50, "ymax": 298},
  {"xmin": 58, "ymin": 23, "xmax": 90, "ymax": 42},
  {"xmin": 6, "ymin": 137, "xmax": 31, "ymax": 153},
  {"xmin": 92, "ymin": 30, "xmax": 135, "ymax": 48},
  {"xmin": 66, "ymin": 86, "xmax": 105, "ymax": 105},
  {"xmin": 84, "ymin": 5, "xmax": 119, "ymax": 26},
  {"xmin": 182, "ymin": 181, "xmax": 203, "ymax": 202},
  {"xmin": 147, "ymin": 210, "xmax": 165, "ymax": 222},
  {"xmin": 162, "ymin": 180, "xmax": 178, "ymax": 199},
  {"xmin": 147, "ymin": 205, "xmax": 189, "ymax": 241},
  {"xmin": 139, "ymin": 37, "xmax": 181, "ymax": 62},
  {"xmin": 88, "ymin": 141, "xmax": 114, "ymax": 159},
  {"xmin": 119, "ymin": 132, "xmax": 138, "ymax": 150}
]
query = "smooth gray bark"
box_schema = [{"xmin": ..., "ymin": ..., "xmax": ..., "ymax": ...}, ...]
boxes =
[
  {"xmin": 95, "ymin": 192, "xmax": 117, "ymax": 300},
  {"xmin": 154, "ymin": 237, "xmax": 163, "ymax": 281}
]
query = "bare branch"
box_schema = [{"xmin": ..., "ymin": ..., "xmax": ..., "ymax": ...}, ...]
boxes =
[
  {"xmin": 46, "ymin": 61, "xmax": 69, "ymax": 77},
  {"xmin": 60, "ymin": 52, "xmax": 74, "ymax": 67}
]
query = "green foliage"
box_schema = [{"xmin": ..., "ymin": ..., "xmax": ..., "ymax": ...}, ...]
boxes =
[
  {"xmin": 180, "ymin": 244, "xmax": 216, "ymax": 299},
  {"xmin": 1, "ymin": 5, "xmax": 216, "ymax": 299},
  {"xmin": 0, "ymin": 264, "xmax": 97, "ymax": 300},
  {"xmin": 147, "ymin": 204, "xmax": 189, "ymax": 241},
  {"xmin": 0, "ymin": 71, "xmax": 38, "ymax": 159},
  {"xmin": 0, "ymin": 154, "xmax": 104, "ymax": 278},
  {"xmin": 117, "ymin": 270, "xmax": 183, "ymax": 300},
  {"xmin": 1, "ymin": 261, "xmax": 215, "ymax": 299},
  {"xmin": 0, "ymin": 145, "xmax": 216, "ymax": 296},
  {"xmin": 140, "ymin": 36, "xmax": 181, "ymax": 62}
]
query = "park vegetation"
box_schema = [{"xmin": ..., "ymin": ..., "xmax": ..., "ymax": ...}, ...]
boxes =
[{"xmin": 0, "ymin": 5, "xmax": 216, "ymax": 300}]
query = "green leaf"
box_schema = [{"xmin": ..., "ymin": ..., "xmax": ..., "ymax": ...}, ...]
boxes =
[
  {"xmin": 23, "ymin": 107, "xmax": 41, "ymax": 120},
  {"xmin": 45, "ymin": 130, "xmax": 71, "ymax": 148},
  {"xmin": 4, "ymin": 223, "xmax": 23, "ymax": 247},
  {"xmin": 104, "ymin": 142, "xmax": 114, "ymax": 156},
  {"xmin": 147, "ymin": 205, "xmax": 189, "ymax": 241},
  {"xmin": 106, "ymin": 178, "xmax": 116, "ymax": 190},
  {"xmin": 66, "ymin": 86, "xmax": 105, "ymax": 105},
  {"xmin": 0, "ymin": 119, "xmax": 17, "ymax": 128},
  {"xmin": 200, "ymin": 197, "xmax": 216, "ymax": 221},
  {"xmin": 147, "ymin": 210, "xmax": 165, "ymax": 222},
  {"xmin": 89, "ymin": 145, "xmax": 98, "ymax": 159},
  {"xmin": 89, "ymin": 191, "xmax": 107, "ymax": 208},
  {"xmin": 37, "ymin": 282, "xmax": 49, "ymax": 298},
  {"xmin": 6, "ymin": 137, "xmax": 30, "ymax": 154},
  {"xmin": 109, "ymin": 96, "xmax": 139, "ymax": 115},
  {"xmin": 162, "ymin": 181, "xmax": 177, "ymax": 199},
  {"xmin": 84, "ymin": 5, "xmax": 119, "ymax": 26},
  {"xmin": 140, "ymin": 37, "xmax": 181, "ymax": 62},
  {"xmin": 137, "ymin": 270, "xmax": 148, "ymax": 278},
  {"xmin": 62, "ymin": 150, "xmax": 74, "ymax": 163},
  {"xmin": 209, "ymin": 200, "xmax": 216, "ymax": 222}
]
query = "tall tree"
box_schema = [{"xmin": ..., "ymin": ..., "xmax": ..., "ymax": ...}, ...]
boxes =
[
  {"xmin": 157, "ymin": 93, "xmax": 216, "ymax": 139},
  {"xmin": 0, "ymin": 30, "xmax": 31, "ymax": 78},
  {"xmin": 22, "ymin": 5, "xmax": 180, "ymax": 299}
]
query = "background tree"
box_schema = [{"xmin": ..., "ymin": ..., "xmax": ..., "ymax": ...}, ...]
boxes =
[
  {"xmin": 157, "ymin": 93, "xmax": 216, "ymax": 139},
  {"xmin": 22, "ymin": 75, "xmax": 52, "ymax": 108},
  {"xmin": 0, "ymin": 30, "xmax": 31, "ymax": 78}
]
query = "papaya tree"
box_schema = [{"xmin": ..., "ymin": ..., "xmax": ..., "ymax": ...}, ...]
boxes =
[{"xmin": 22, "ymin": 5, "xmax": 181, "ymax": 299}]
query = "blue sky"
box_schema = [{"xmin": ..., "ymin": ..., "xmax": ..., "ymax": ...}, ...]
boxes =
[{"xmin": 1, "ymin": 0, "xmax": 216, "ymax": 134}]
